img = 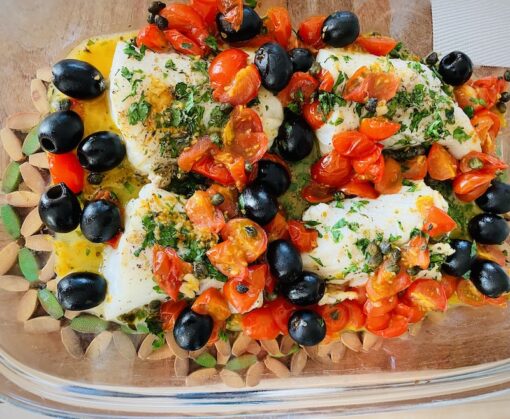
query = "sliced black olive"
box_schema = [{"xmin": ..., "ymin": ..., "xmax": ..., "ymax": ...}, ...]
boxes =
[
  {"xmin": 280, "ymin": 271, "xmax": 325, "ymax": 306},
  {"xmin": 52, "ymin": 59, "xmax": 106, "ymax": 100},
  {"xmin": 217, "ymin": 6, "xmax": 262, "ymax": 43},
  {"xmin": 57, "ymin": 272, "xmax": 107, "ymax": 310},
  {"xmin": 38, "ymin": 110, "xmax": 84, "ymax": 154},
  {"xmin": 77, "ymin": 131, "xmax": 126, "ymax": 172},
  {"xmin": 321, "ymin": 11, "xmax": 360, "ymax": 48},
  {"xmin": 442, "ymin": 239, "xmax": 474, "ymax": 277},
  {"xmin": 254, "ymin": 160, "xmax": 290, "ymax": 196},
  {"xmin": 266, "ymin": 239, "xmax": 303, "ymax": 283},
  {"xmin": 254, "ymin": 42, "xmax": 293, "ymax": 92},
  {"xmin": 475, "ymin": 180, "xmax": 510, "ymax": 214},
  {"xmin": 468, "ymin": 213, "xmax": 510, "ymax": 245},
  {"xmin": 470, "ymin": 259, "xmax": 510, "ymax": 298},
  {"xmin": 80, "ymin": 200, "xmax": 122, "ymax": 243},
  {"xmin": 288, "ymin": 48, "xmax": 315, "ymax": 73},
  {"xmin": 274, "ymin": 112, "xmax": 314, "ymax": 161},
  {"xmin": 288, "ymin": 309, "xmax": 326, "ymax": 346},
  {"xmin": 38, "ymin": 183, "xmax": 81, "ymax": 233},
  {"xmin": 173, "ymin": 307, "xmax": 213, "ymax": 351},
  {"xmin": 438, "ymin": 51, "xmax": 473, "ymax": 86},
  {"xmin": 240, "ymin": 183, "xmax": 278, "ymax": 225}
]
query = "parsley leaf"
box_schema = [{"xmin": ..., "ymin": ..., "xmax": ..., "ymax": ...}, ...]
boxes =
[
  {"xmin": 123, "ymin": 41, "xmax": 146, "ymax": 61},
  {"xmin": 453, "ymin": 126, "xmax": 470, "ymax": 143},
  {"xmin": 165, "ymin": 59, "xmax": 177, "ymax": 70},
  {"xmin": 127, "ymin": 93, "xmax": 151, "ymax": 125}
]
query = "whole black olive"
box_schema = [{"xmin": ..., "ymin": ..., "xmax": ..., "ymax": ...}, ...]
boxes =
[
  {"xmin": 475, "ymin": 180, "xmax": 510, "ymax": 214},
  {"xmin": 288, "ymin": 48, "xmax": 315, "ymax": 73},
  {"xmin": 38, "ymin": 183, "xmax": 81, "ymax": 233},
  {"xmin": 288, "ymin": 309, "xmax": 326, "ymax": 346},
  {"xmin": 57, "ymin": 272, "xmax": 107, "ymax": 310},
  {"xmin": 77, "ymin": 131, "xmax": 126, "ymax": 172},
  {"xmin": 438, "ymin": 51, "xmax": 473, "ymax": 86},
  {"xmin": 240, "ymin": 183, "xmax": 278, "ymax": 225},
  {"xmin": 254, "ymin": 160, "xmax": 290, "ymax": 196},
  {"xmin": 173, "ymin": 307, "xmax": 213, "ymax": 351},
  {"xmin": 468, "ymin": 213, "xmax": 510, "ymax": 245},
  {"xmin": 217, "ymin": 6, "xmax": 262, "ymax": 43},
  {"xmin": 442, "ymin": 239, "xmax": 474, "ymax": 277},
  {"xmin": 321, "ymin": 11, "xmax": 360, "ymax": 48},
  {"xmin": 254, "ymin": 42, "xmax": 293, "ymax": 92},
  {"xmin": 38, "ymin": 110, "xmax": 84, "ymax": 154},
  {"xmin": 470, "ymin": 259, "xmax": 510, "ymax": 298},
  {"xmin": 266, "ymin": 239, "xmax": 303, "ymax": 282},
  {"xmin": 274, "ymin": 112, "xmax": 314, "ymax": 161},
  {"xmin": 280, "ymin": 271, "xmax": 325, "ymax": 306},
  {"xmin": 52, "ymin": 59, "xmax": 106, "ymax": 100},
  {"xmin": 80, "ymin": 200, "xmax": 122, "ymax": 243}
]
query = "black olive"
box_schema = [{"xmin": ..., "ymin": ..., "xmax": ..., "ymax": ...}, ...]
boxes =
[
  {"xmin": 254, "ymin": 160, "xmax": 290, "ymax": 196},
  {"xmin": 38, "ymin": 110, "xmax": 84, "ymax": 154},
  {"xmin": 505, "ymin": 70, "xmax": 510, "ymax": 82},
  {"xmin": 476, "ymin": 180, "xmax": 510, "ymax": 214},
  {"xmin": 38, "ymin": 183, "xmax": 81, "ymax": 233},
  {"xmin": 288, "ymin": 48, "xmax": 315, "ymax": 73},
  {"xmin": 154, "ymin": 15, "xmax": 168, "ymax": 30},
  {"xmin": 438, "ymin": 51, "xmax": 473, "ymax": 86},
  {"xmin": 148, "ymin": 1, "xmax": 166, "ymax": 14},
  {"xmin": 77, "ymin": 131, "xmax": 126, "ymax": 172},
  {"xmin": 57, "ymin": 272, "xmax": 107, "ymax": 310},
  {"xmin": 173, "ymin": 307, "xmax": 213, "ymax": 351},
  {"xmin": 468, "ymin": 213, "xmax": 510, "ymax": 245},
  {"xmin": 496, "ymin": 101, "xmax": 507, "ymax": 113},
  {"xmin": 147, "ymin": 13, "xmax": 156, "ymax": 24},
  {"xmin": 240, "ymin": 183, "xmax": 278, "ymax": 225},
  {"xmin": 442, "ymin": 239, "xmax": 474, "ymax": 277},
  {"xmin": 266, "ymin": 239, "xmax": 303, "ymax": 282},
  {"xmin": 217, "ymin": 6, "xmax": 262, "ymax": 43},
  {"xmin": 500, "ymin": 92, "xmax": 510, "ymax": 103},
  {"xmin": 52, "ymin": 59, "xmax": 106, "ymax": 100},
  {"xmin": 321, "ymin": 11, "xmax": 360, "ymax": 48},
  {"xmin": 288, "ymin": 309, "xmax": 326, "ymax": 346},
  {"xmin": 470, "ymin": 259, "xmax": 510, "ymax": 298},
  {"xmin": 274, "ymin": 112, "xmax": 314, "ymax": 161},
  {"xmin": 254, "ymin": 42, "xmax": 293, "ymax": 92},
  {"xmin": 80, "ymin": 200, "xmax": 122, "ymax": 243},
  {"xmin": 280, "ymin": 271, "xmax": 325, "ymax": 306},
  {"xmin": 425, "ymin": 52, "xmax": 438, "ymax": 66}
]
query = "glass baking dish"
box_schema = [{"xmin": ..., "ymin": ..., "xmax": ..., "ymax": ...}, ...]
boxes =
[{"xmin": 1, "ymin": 0, "xmax": 510, "ymax": 416}]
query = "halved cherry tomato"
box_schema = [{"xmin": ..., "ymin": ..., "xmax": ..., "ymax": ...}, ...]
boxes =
[
  {"xmin": 212, "ymin": 150, "xmax": 247, "ymax": 190},
  {"xmin": 352, "ymin": 145, "xmax": 383, "ymax": 177},
  {"xmin": 459, "ymin": 151, "xmax": 507, "ymax": 173},
  {"xmin": 190, "ymin": 0, "xmax": 218, "ymax": 28},
  {"xmin": 456, "ymin": 182, "xmax": 492, "ymax": 203},
  {"xmin": 242, "ymin": 306, "xmax": 280, "ymax": 340},
  {"xmin": 440, "ymin": 274, "xmax": 459, "ymax": 299},
  {"xmin": 369, "ymin": 314, "xmax": 408, "ymax": 338},
  {"xmin": 374, "ymin": 156, "xmax": 402, "ymax": 194},
  {"xmin": 186, "ymin": 190, "xmax": 225, "ymax": 234},
  {"xmin": 319, "ymin": 70, "xmax": 335, "ymax": 92},
  {"xmin": 209, "ymin": 49, "xmax": 248, "ymax": 89},
  {"xmin": 278, "ymin": 72, "xmax": 319, "ymax": 106},
  {"xmin": 136, "ymin": 24, "xmax": 168, "ymax": 52},
  {"xmin": 394, "ymin": 302, "xmax": 424, "ymax": 323},
  {"xmin": 160, "ymin": 300, "xmax": 187, "ymax": 330},
  {"xmin": 311, "ymin": 151, "xmax": 352, "ymax": 188},
  {"xmin": 340, "ymin": 179, "xmax": 380, "ymax": 199},
  {"xmin": 427, "ymin": 143, "xmax": 458, "ymax": 181},
  {"xmin": 215, "ymin": 64, "xmax": 261, "ymax": 105},
  {"xmin": 357, "ymin": 34, "xmax": 398, "ymax": 56},
  {"xmin": 224, "ymin": 264, "xmax": 267, "ymax": 314},
  {"xmin": 342, "ymin": 300, "xmax": 366, "ymax": 329},
  {"xmin": 221, "ymin": 218, "xmax": 268, "ymax": 262},
  {"xmin": 402, "ymin": 234, "xmax": 430, "ymax": 270},
  {"xmin": 48, "ymin": 152, "xmax": 84, "ymax": 194},
  {"xmin": 359, "ymin": 117, "xmax": 401, "ymax": 141},
  {"xmin": 106, "ymin": 233, "xmax": 122, "ymax": 249},
  {"xmin": 366, "ymin": 261, "xmax": 411, "ymax": 301},
  {"xmin": 207, "ymin": 240, "xmax": 248, "ymax": 278},
  {"xmin": 402, "ymin": 155, "xmax": 428, "ymax": 180},
  {"xmin": 163, "ymin": 29, "xmax": 203, "ymax": 56},
  {"xmin": 317, "ymin": 303, "xmax": 349, "ymax": 334},
  {"xmin": 477, "ymin": 244, "xmax": 506, "ymax": 266},
  {"xmin": 192, "ymin": 288, "xmax": 231, "ymax": 322},
  {"xmin": 403, "ymin": 279, "xmax": 447, "ymax": 312},
  {"xmin": 471, "ymin": 110, "xmax": 501, "ymax": 154},
  {"xmin": 422, "ymin": 206, "xmax": 457, "ymax": 237},
  {"xmin": 472, "ymin": 76, "xmax": 507, "ymax": 109},
  {"xmin": 207, "ymin": 320, "xmax": 224, "ymax": 345},
  {"xmin": 453, "ymin": 170, "xmax": 495, "ymax": 200},
  {"xmin": 301, "ymin": 181, "xmax": 336, "ymax": 203},
  {"xmin": 288, "ymin": 220, "xmax": 318, "ymax": 253},
  {"xmin": 365, "ymin": 312, "xmax": 391, "ymax": 331},
  {"xmin": 153, "ymin": 245, "xmax": 192, "ymax": 301},
  {"xmin": 178, "ymin": 137, "xmax": 214, "ymax": 172},
  {"xmin": 192, "ymin": 155, "xmax": 235, "ymax": 186},
  {"xmin": 364, "ymin": 295, "xmax": 398, "ymax": 317},
  {"xmin": 266, "ymin": 7, "xmax": 292, "ymax": 49},
  {"xmin": 297, "ymin": 15, "xmax": 326, "ymax": 48},
  {"xmin": 206, "ymin": 184, "xmax": 239, "ymax": 219},
  {"xmin": 302, "ymin": 101, "xmax": 326, "ymax": 129},
  {"xmin": 263, "ymin": 212, "xmax": 289, "ymax": 242},
  {"xmin": 218, "ymin": 0, "xmax": 243, "ymax": 31},
  {"xmin": 332, "ymin": 130, "xmax": 377, "ymax": 158},
  {"xmin": 343, "ymin": 67, "xmax": 400, "ymax": 103},
  {"xmin": 160, "ymin": 4, "xmax": 209, "ymax": 52},
  {"xmin": 456, "ymin": 279, "xmax": 486, "ymax": 307},
  {"xmin": 266, "ymin": 296, "xmax": 296, "ymax": 335}
]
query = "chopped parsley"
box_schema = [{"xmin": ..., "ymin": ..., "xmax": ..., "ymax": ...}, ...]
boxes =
[
  {"xmin": 208, "ymin": 105, "xmax": 230, "ymax": 128},
  {"xmin": 205, "ymin": 35, "xmax": 219, "ymax": 52},
  {"xmin": 388, "ymin": 234, "xmax": 402, "ymax": 243},
  {"xmin": 127, "ymin": 93, "xmax": 151, "ymax": 125},
  {"xmin": 355, "ymin": 238, "xmax": 370, "ymax": 254},
  {"xmin": 123, "ymin": 40, "xmax": 146, "ymax": 61},
  {"xmin": 330, "ymin": 218, "xmax": 359, "ymax": 242},
  {"xmin": 342, "ymin": 55, "xmax": 352, "ymax": 63},
  {"xmin": 165, "ymin": 59, "xmax": 177, "ymax": 70},
  {"xmin": 349, "ymin": 200, "xmax": 369, "ymax": 214},
  {"xmin": 191, "ymin": 59, "xmax": 209, "ymax": 76},
  {"xmin": 403, "ymin": 179, "xmax": 418, "ymax": 192},
  {"xmin": 470, "ymin": 97, "xmax": 487, "ymax": 106},
  {"xmin": 309, "ymin": 255, "xmax": 324, "ymax": 267},
  {"xmin": 318, "ymin": 91, "xmax": 346, "ymax": 119},
  {"xmin": 453, "ymin": 126, "xmax": 470, "ymax": 143}
]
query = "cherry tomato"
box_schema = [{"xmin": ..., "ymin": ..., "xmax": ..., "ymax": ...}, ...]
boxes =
[
  {"xmin": 218, "ymin": 0, "xmax": 244, "ymax": 31},
  {"xmin": 357, "ymin": 34, "xmax": 398, "ymax": 56},
  {"xmin": 212, "ymin": 150, "xmax": 247, "ymax": 190},
  {"xmin": 48, "ymin": 152, "xmax": 84, "ymax": 194},
  {"xmin": 422, "ymin": 206, "xmax": 457, "ymax": 237},
  {"xmin": 453, "ymin": 170, "xmax": 495, "ymax": 200},
  {"xmin": 301, "ymin": 181, "xmax": 336, "ymax": 203},
  {"xmin": 402, "ymin": 234, "xmax": 430, "ymax": 270},
  {"xmin": 343, "ymin": 67, "xmax": 400, "ymax": 103},
  {"xmin": 369, "ymin": 314, "xmax": 408, "ymax": 338},
  {"xmin": 472, "ymin": 76, "xmax": 507, "ymax": 109},
  {"xmin": 136, "ymin": 24, "xmax": 168, "ymax": 52},
  {"xmin": 471, "ymin": 110, "xmax": 501, "ymax": 154},
  {"xmin": 427, "ymin": 143, "xmax": 458, "ymax": 181},
  {"xmin": 403, "ymin": 279, "xmax": 447, "ymax": 312},
  {"xmin": 366, "ymin": 262, "xmax": 411, "ymax": 301},
  {"xmin": 302, "ymin": 101, "xmax": 326, "ymax": 130},
  {"xmin": 223, "ymin": 264, "xmax": 267, "ymax": 314},
  {"xmin": 190, "ymin": 0, "xmax": 218, "ymax": 27},
  {"xmin": 342, "ymin": 300, "xmax": 366, "ymax": 329},
  {"xmin": 365, "ymin": 312, "xmax": 391, "ymax": 331},
  {"xmin": 209, "ymin": 49, "xmax": 248, "ymax": 89},
  {"xmin": 163, "ymin": 29, "xmax": 203, "ymax": 56},
  {"xmin": 266, "ymin": 296, "xmax": 296, "ymax": 334},
  {"xmin": 477, "ymin": 244, "xmax": 506, "ymax": 266},
  {"xmin": 266, "ymin": 7, "xmax": 292, "ymax": 49},
  {"xmin": 153, "ymin": 245, "xmax": 192, "ymax": 301},
  {"xmin": 459, "ymin": 151, "xmax": 507, "ymax": 173},
  {"xmin": 402, "ymin": 155, "xmax": 428, "ymax": 180},
  {"xmin": 456, "ymin": 279, "xmax": 486, "ymax": 307},
  {"xmin": 440, "ymin": 274, "xmax": 460, "ymax": 299},
  {"xmin": 221, "ymin": 218, "xmax": 268, "ymax": 263},
  {"xmin": 178, "ymin": 137, "xmax": 214, "ymax": 172},
  {"xmin": 374, "ymin": 156, "xmax": 402, "ymax": 194},
  {"xmin": 278, "ymin": 72, "xmax": 319, "ymax": 106},
  {"xmin": 263, "ymin": 212, "xmax": 289, "ymax": 242},
  {"xmin": 192, "ymin": 154, "xmax": 235, "ymax": 186},
  {"xmin": 207, "ymin": 240, "xmax": 248, "ymax": 278},
  {"xmin": 359, "ymin": 117, "xmax": 401, "ymax": 141},
  {"xmin": 242, "ymin": 306, "xmax": 280, "ymax": 340},
  {"xmin": 319, "ymin": 70, "xmax": 335, "ymax": 92},
  {"xmin": 215, "ymin": 65, "xmax": 261, "ymax": 105},
  {"xmin": 456, "ymin": 182, "xmax": 492, "ymax": 203},
  {"xmin": 317, "ymin": 303, "xmax": 349, "ymax": 334},
  {"xmin": 185, "ymin": 190, "xmax": 225, "ymax": 234},
  {"xmin": 192, "ymin": 288, "xmax": 231, "ymax": 322},
  {"xmin": 288, "ymin": 220, "xmax": 319, "ymax": 253},
  {"xmin": 363, "ymin": 295, "xmax": 398, "ymax": 317},
  {"xmin": 160, "ymin": 300, "xmax": 187, "ymax": 330},
  {"xmin": 340, "ymin": 179, "xmax": 379, "ymax": 199},
  {"xmin": 311, "ymin": 151, "xmax": 352, "ymax": 188},
  {"xmin": 352, "ymin": 145, "xmax": 383, "ymax": 177},
  {"xmin": 332, "ymin": 130, "xmax": 377, "ymax": 158},
  {"xmin": 297, "ymin": 15, "xmax": 326, "ymax": 48},
  {"xmin": 206, "ymin": 184, "xmax": 238, "ymax": 219},
  {"xmin": 394, "ymin": 302, "xmax": 424, "ymax": 323}
]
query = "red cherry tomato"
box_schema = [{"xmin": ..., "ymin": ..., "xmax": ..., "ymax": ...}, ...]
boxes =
[
  {"xmin": 185, "ymin": 190, "xmax": 225, "ymax": 234},
  {"xmin": 160, "ymin": 300, "xmax": 187, "ymax": 330},
  {"xmin": 311, "ymin": 151, "xmax": 352, "ymax": 188},
  {"xmin": 190, "ymin": 0, "xmax": 218, "ymax": 27},
  {"xmin": 374, "ymin": 156, "xmax": 402, "ymax": 194},
  {"xmin": 263, "ymin": 212, "xmax": 289, "ymax": 242},
  {"xmin": 402, "ymin": 155, "xmax": 428, "ymax": 180},
  {"xmin": 48, "ymin": 152, "xmax": 84, "ymax": 194},
  {"xmin": 192, "ymin": 155, "xmax": 235, "ymax": 186},
  {"xmin": 456, "ymin": 279, "xmax": 486, "ymax": 307},
  {"xmin": 178, "ymin": 136, "xmax": 215, "ymax": 172},
  {"xmin": 427, "ymin": 143, "xmax": 458, "ymax": 181},
  {"xmin": 357, "ymin": 34, "xmax": 398, "ymax": 56},
  {"xmin": 297, "ymin": 15, "xmax": 326, "ymax": 48},
  {"xmin": 266, "ymin": 296, "xmax": 297, "ymax": 335},
  {"xmin": 440, "ymin": 274, "xmax": 459, "ymax": 299},
  {"xmin": 301, "ymin": 181, "xmax": 336, "ymax": 203},
  {"xmin": 366, "ymin": 262, "xmax": 411, "ymax": 301},
  {"xmin": 369, "ymin": 314, "xmax": 408, "ymax": 338},
  {"xmin": 223, "ymin": 264, "xmax": 267, "ymax": 314},
  {"xmin": 459, "ymin": 151, "xmax": 507, "ymax": 173},
  {"xmin": 365, "ymin": 312, "xmax": 391, "ymax": 331},
  {"xmin": 192, "ymin": 288, "xmax": 231, "ymax": 322},
  {"xmin": 403, "ymin": 279, "xmax": 447, "ymax": 312},
  {"xmin": 363, "ymin": 295, "xmax": 398, "ymax": 317},
  {"xmin": 319, "ymin": 70, "xmax": 335, "ymax": 92},
  {"xmin": 218, "ymin": 0, "xmax": 244, "ymax": 31},
  {"xmin": 471, "ymin": 110, "xmax": 501, "ymax": 155},
  {"xmin": 288, "ymin": 220, "xmax": 319, "ymax": 253},
  {"xmin": 343, "ymin": 67, "xmax": 400, "ymax": 103},
  {"xmin": 340, "ymin": 179, "xmax": 380, "ymax": 199},
  {"xmin": 266, "ymin": 7, "xmax": 292, "ymax": 49},
  {"xmin": 206, "ymin": 184, "xmax": 239, "ymax": 219},
  {"xmin": 317, "ymin": 303, "xmax": 349, "ymax": 334},
  {"xmin": 401, "ymin": 234, "xmax": 430, "ymax": 270},
  {"xmin": 212, "ymin": 150, "xmax": 247, "ymax": 190},
  {"xmin": 302, "ymin": 101, "xmax": 326, "ymax": 130},
  {"xmin": 221, "ymin": 218, "xmax": 268, "ymax": 263},
  {"xmin": 394, "ymin": 302, "xmax": 424, "ymax": 323},
  {"xmin": 332, "ymin": 130, "xmax": 377, "ymax": 158},
  {"xmin": 152, "ymin": 245, "xmax": 192, "ymax": 301},
  {"xmin": 359, "ymin": 117, "xmax": 401, "ymax": 141},
  {"xmin": 422, "ymin": 206, "xmax": 457, "ymax": 237},
  {"xmin": 343, "ymin": 300, "xmax": 366, "ymax": 329},
  {"xmin": 278, "ymin": 72, "xmax": 319, "ymax": 106},
  {"xmin": 242, "ymin": 306, "xmax": 280, "ymax": 340},
  {"xmin": 206, "ymin": 240, "xmax": 248, "ymax": 278},
  {"xmin": 453, "ymin": 170, "xmax": 495, "ymax": 200},
  {"xmin": 136, "ymin": 24, "xmax": 168, "ymax": 52},
  {"xmin": 163, "ymin": 29, "xmax": 203, "ymax": 56}
]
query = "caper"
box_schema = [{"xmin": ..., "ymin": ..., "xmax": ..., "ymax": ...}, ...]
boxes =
[
  {"xmin": 154, "ymin": 15, "xmax": 168, "ymax": 30},
  {"xmin": 211, "ymin": 193, "xmax": 224, "ymax": 206},
  {"xmin": 236, "ymin": 283, "xmax": 249, "ymax": 294},
  {"xmin": 407, "ymin": 266, "xmax": 421, "ymax": 276},
  {"xmin": 148, "ymin": 1, "xmax": 166, "ymax": 14},
  {"xmin": 500, "ymin": 92, "xmax": 510, "ymax": 103},
  {"xmin": 366, "ymin": 242, "xmax": 383, "ymax": 268},
  {"xmin": 149, "ymin": 300, "xmax": 161, "ymax": 310},
  {"xmin": 496, "ymin": 101, "xmax": 507, "ymax": 113},
  {"xmin": 193, "ymin": 261, "xmax": 208, "ymax": 279},
  {"xmin": 386, "ymin": 248, "xmax": 402, "ymax": 272},
  {"xmin": 425, "ymin": 52, "xmax": 438, "ymax": 66},
  {"xmin": 365, "ymin": 98, "xmax": 378, "ymax": 113},
  {"xmin": 53, "ymin": 98, "xmax": 72, "ymax": 112},
  {"xmin": 147, "ymin": 13, "xmax": 156, "ymax": 24},
  {"xmin": 245, "ymin": 225, "xmax": 257, "ymax": 237},
  {"xmin": 504, "ymin": 70, "xmax": 510, "ymax": 82},
  {"xmin": 219, "ymin": 103, "xmax": 234, "ymax": 113},
  {"xmin": 379, "ymin": 241, "xmax": 392, "ymax": 255},
  {"xmin": 309, "ymin": 61, "xmax": 322, "ymax": 78},
  {"xmin": 87, "ymin": 172, "xmax": 104, "ymax": 185},
  {"xmin": 245, "ymin": 162, "xmax": 254, "ymax": 172}
]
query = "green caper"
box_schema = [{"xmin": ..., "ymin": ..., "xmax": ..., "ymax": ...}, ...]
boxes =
[
  {"xmin": 193, "ymin": 261, "xmax": 209, "ymax": 279},
  {"xmin": 219, "ymin": 103, "xmax": 234, "ymax": 114},
  {"xmin": 147, "ymin": 13, "xmax": 156, "ymax": 24},
  {"xmin": 407, "ymin": 266, "xmax": 421, "ymax": 276},
  {"xmin": 504, "ymin": 70, "xmax": 510, "ymax": 82},
  {"xmin": 148, "ymin": 300, "xmax": 161, "ymax": 311},
  {"xmin": 309, "ymin": 61, "xmax": 322, "ymax": 78},
  {"xmin": 386, "ymin": 248, "xmax": 402, "ymax": 273},
  {"xmin": 379, "ymin": 241, "xmax": 392, "ymax": 255},
  {"xmin": 245, "ymin": 225, "xmax": 257, "ymax": 237},
  {"xmin": 211, "ymin": 193, "xmax": 225, "ymax": 206},
  {"xmin": 87, "ymin": 172, "xmax": 104, "ymax": 185},
  {"xmin": 366, "ymin": 242, "xmax": 383, "ymax": 268},
  {"xmin": 365, "ymin": 98, "xmax": 378, "ymax": 113}
]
